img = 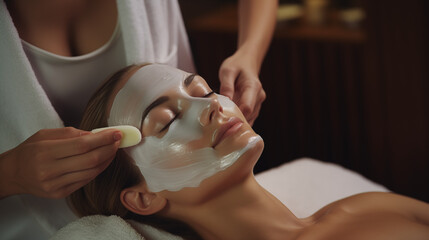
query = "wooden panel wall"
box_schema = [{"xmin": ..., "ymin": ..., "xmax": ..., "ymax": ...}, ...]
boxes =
[{"xmin": 361, "ymin": 0, "xmax": 429, "ymax": 201}]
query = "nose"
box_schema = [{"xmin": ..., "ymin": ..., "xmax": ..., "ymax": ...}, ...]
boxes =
[
  {"xmin": 209, "ymin": 98, "xmax": 223, "ymax": 121},
  {"xmin": 200, "ymin": 97, "xmax": 223, "ymax": 126}
]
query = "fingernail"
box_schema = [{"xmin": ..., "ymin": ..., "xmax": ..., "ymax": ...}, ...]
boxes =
[{"xmin": 113, "ymin": 131, "xmax": 122, "ymax": 141}]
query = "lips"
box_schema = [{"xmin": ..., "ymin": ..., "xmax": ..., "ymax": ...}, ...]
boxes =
[{"xmin": 212, "ymin": 117, "xmax": 244, "ymax": 148}]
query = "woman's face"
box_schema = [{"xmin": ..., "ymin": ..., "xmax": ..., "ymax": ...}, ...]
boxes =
[{"xmin": 108, "ymin": 64, "xmax": 262, "ymax": 193}]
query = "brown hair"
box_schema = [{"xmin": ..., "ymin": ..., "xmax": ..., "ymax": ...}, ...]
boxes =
[{"xmin": 68, "ymin": 64, "xmax": 201, "ymax": 239}]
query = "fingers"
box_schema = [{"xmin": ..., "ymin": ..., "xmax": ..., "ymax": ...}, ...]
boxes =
[
  {"xmin": 8, "ymin": 128, "xmax": 122, "ymax": 199},
  {"xmin": 51, "ymin": 157, "xmax": 113, "ymax": 198},
  {"xmin": 55, "ymin": 140, "xmax": 119, "ymax": 176},
  {"xmin": 37, "ymin": 153, "xmax": 114, "ymax": 199},
  {"xmin": 238, "ymin": 85, "xmax": 257, "ymax": 118},
  {"xmin": 49, "ymin": 129, "xmax": 122, "ymax": 159},
  {"xmin": 219, "ymin": 66, "xmax": 238, "ymax": 100},
  {"xmin": 220, "ymin": 67, "xmax": 266, "ymax": 124},
  {"xmin": 219, "ymin": 52, "xmax": 266, "ymax": 124},
  {"xmin": 41, "ymin": 177, "xmax": 95, "ymax": 199},
  {"xmin": 247, "ymin": 97, "xmax": 263, "ymax": 126},
  {"xmin": 53, "ymin": 179, "xmax": 92, "ymax": 199},
  {"xmin": 31, "ymin": 130, "xmax": 120, "ymax": 185},
  {"xmin": 237, "ymin": 78, "xmax": 266, "ymax": 123},
  {"xmin": 29, "ymin": 127, "xmax": 89, "ymax": 142}
]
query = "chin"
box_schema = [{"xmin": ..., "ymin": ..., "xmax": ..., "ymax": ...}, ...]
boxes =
[
  {"xmin": 172, "ymin": 138, "xmax": 264, "ymax": 205},
  {"xmin": 215, "ymin": 141, "xmax": 263, "ymax": 192},
  {"xmin": 215, "ymin": 136, "xmax": 264, "ymax": 188},
  {"xmin": 215, "ymin": 125, "xmax": 260, "ymax": 154},
  {"xmin": 236, "ymin": 136, "xmax": 264, "ymax": 169}
]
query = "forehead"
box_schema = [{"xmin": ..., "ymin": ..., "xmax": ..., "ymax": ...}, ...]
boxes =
[
  {"xmin": 126, "ymin": 64, "xmax": 188, "ymax": 100},
  {"xmin": 107, "ymin": 64, "xmax": 190, "ymax": 128}
]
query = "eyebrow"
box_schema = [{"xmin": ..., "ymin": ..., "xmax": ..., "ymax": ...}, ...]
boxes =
[
  {"xmin": 140, "ymin": 74, "xmax": 197, "ymax": 130},
  {"xmin": 184, "ymin": 74, "xmax": 197, "ymax": 87},
  {"xmin": 141, "ymin": 96, "xmax": 170, "ymax": 126}
]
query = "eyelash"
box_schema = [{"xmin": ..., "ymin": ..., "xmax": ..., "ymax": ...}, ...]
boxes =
[
  {"xmin": 204, "ymin": 91, "xmax": 214, "ymax": 98},
  {"xmin": 159, "ymin": 113, "xmax": 179, "ymax": 133},
  {"xmin": 159, "ymin": 91, "xmax": 214, "ymax": 133}
]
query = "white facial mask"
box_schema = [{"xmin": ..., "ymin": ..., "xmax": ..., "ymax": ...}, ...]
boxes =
[{"xmin": 108, "ymin": 64, "xmax": 261, "ymax": 192}]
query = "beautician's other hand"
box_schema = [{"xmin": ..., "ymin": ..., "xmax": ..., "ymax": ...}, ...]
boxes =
[
  {"xmin": 0, "ymin": 127, "xmax": 122, "ymax": 199},
  {"xmin": 219, "ymin": 51, "xmax": 266, "ymax": 126}
]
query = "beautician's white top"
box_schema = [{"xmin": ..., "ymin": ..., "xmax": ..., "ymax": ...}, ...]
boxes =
[
  {"xmin": 21, "ymin": 22, "xmax": 127, "ymax": 127},
  {"xmin": 0, "ymin": 0, "xmax": 195, "ymax": 239}
]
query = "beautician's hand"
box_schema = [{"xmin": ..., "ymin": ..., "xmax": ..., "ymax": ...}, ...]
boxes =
[
  {"xmin": 219, "ymin": 51, "xmax": 266, "ymax": 126},
  {"xmin": 0, "ymin": 127, "xmax": 122, "ymax": 199},
  {"xmin": 218, "ymin": 0, "xmax": 276, "ymax": 125}
]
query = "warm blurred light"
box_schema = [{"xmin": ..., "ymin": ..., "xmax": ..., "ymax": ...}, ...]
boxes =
[{"xmin": 277, "ymin": 4, "xmax": 303, "ymax": 22}]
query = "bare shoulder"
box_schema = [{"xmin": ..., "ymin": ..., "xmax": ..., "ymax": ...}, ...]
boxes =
[
  {"xmin": 343, "ymin": 192, "xmax": 429, "ymax": 221},
  {"xmin": 297, "ymin": 192, "xmax": 429, "ymax": 240}
]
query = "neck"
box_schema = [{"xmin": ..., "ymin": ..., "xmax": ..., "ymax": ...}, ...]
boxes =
[{"xmin": 173, "ymin": 176, "xmax": 308, "ymax": 240}]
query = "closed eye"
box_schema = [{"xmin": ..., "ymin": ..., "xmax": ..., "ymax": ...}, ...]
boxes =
[
  {"xmin": 204, "ymin": 91, "xmax": 215, "ymax": 98},
  {"xmin": 159, "ymin": 113, "xmax": 179, "ymax": 133}
]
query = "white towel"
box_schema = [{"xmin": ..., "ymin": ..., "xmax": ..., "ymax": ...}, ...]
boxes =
[
  {"xmin": 0, "ymin": 1, "xmax": 194, "ymax": 239},
  {"xmin": 0, "ymin": 1, "xmax": 63, "ymax": 152},
  {"xmin": 50, "ymin": 215, "xmax": 183, "ymax": 240}
]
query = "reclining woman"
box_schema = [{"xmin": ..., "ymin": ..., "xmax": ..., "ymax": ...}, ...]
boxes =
[{"xmin": 70, "ymin": 63, "xmax": 429, "ymax": 240}]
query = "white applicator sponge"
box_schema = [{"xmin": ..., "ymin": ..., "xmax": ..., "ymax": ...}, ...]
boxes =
[{"xmin": 91, "ymin": 125, "xmax": 142, "ymax": 148}]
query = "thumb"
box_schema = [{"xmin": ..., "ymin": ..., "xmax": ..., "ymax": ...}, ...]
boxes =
[{"xmin": 219, "ymin": 68, "xmax": 236, "ymax": 100}]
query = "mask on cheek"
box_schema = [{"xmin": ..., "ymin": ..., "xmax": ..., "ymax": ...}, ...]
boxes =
[{"xmin": 108, "ymin": 64, "xmax": 261, "ymax": 192}]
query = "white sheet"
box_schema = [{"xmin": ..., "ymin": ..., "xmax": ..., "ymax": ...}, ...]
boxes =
[{"xmin": 255, "ymin": 158, "xmax": 388, "ymax": 218}]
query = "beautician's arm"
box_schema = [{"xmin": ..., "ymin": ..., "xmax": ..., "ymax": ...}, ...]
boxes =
[
  {"xmin": 219, "ymin": 0, "xmax": 278, "ymax": 125},
  {"xmin": 0, "ymin": 127, "xmax": 121, "ymax": 199}
]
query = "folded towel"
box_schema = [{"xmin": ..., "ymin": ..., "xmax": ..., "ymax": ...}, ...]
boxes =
[
  {"xmin": 50, "ymin": 215, "xmax": 143, "ymax": 240},
  {"xmin": 50, "ymin": 215, "xmax": 183, "ymax": 240}
]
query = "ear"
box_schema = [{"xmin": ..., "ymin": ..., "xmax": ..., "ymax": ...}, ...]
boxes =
[{"xmin": 120, "ymin": 182, "xmax": 167, "ymax": 216}]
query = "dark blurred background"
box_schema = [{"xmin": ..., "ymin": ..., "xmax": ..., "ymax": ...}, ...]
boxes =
[{"xmin": 178, "ymin": 0, "xmax": 429, "ymax": 202}]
